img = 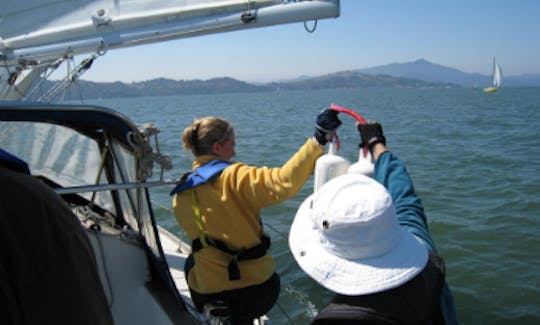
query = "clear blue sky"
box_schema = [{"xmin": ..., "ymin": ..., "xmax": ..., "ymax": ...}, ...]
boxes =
[{"xmin": 80, "ymin": 0, "xmax": 540, "ymax": 83}]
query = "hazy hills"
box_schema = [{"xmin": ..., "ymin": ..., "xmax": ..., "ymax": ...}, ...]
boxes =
[
  {"xmin": 355, "ymin": 59, "xmax": 540, "ymax": 87},
  {"xmin": 59, "ymin": 59, "xmax": 539, "ymax": 99}
]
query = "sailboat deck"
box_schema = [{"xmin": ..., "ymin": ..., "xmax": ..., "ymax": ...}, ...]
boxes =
[{"xmin": 158, "ymin": 227, "xmax": 207, "ymax": 323}]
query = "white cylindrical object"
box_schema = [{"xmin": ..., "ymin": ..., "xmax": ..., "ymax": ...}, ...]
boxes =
[
  {"xmin": 314, "ymin": 141, "xmax": 350, "ymax": 192},
  {"xmin": 348, "ymin": 148, "xmax": 374, "ymax": 177}
]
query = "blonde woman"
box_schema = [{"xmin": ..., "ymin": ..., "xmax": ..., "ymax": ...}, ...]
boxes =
[{"xmin": 171, "ymin": 110, "xmax": 340, "ymax": 324}]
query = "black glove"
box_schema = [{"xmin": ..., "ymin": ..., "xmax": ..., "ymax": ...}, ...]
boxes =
[
  {"xmin": 314, "ymin": 109, "xmax": 342, "ymax": 145},
  {"xmin": 357, "ymin": 122, "xmax": 386, "ymax": 152}
]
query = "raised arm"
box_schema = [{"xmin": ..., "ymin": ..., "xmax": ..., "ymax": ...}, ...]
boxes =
[{"xmin": 357, "ymin": 123, "xmax": 437, "ymax": 252}]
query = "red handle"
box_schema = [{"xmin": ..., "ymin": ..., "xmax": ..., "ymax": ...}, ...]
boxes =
[
  {"xmin": 329, "ymin": 104, "xmax": 370, "ymax": 157},
  {"xmin": 329, "ymin": 104, "xmax": 366, "ymax": 125}
]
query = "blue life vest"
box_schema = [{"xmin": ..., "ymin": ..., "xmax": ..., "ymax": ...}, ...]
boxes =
[
  {"xmin": 169, "ymin": 159, "xmax": 270, "ymax": 281},
  {"xmin": 170, "ymin": 159, "xmax": 232, "ymax": 196}
]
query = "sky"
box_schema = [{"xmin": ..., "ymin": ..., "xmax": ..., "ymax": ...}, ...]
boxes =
[{"xmin": 77, "ymin": 0, "xmax": 540, "ymax": 83}]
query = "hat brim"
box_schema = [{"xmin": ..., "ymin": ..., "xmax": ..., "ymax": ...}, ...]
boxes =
[{"xmin": 289, "ymin": 194, "xmax": 429, "ymax": 296}]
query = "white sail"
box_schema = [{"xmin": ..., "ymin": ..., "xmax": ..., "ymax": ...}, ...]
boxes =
[
  {"xmin": 0, "ymin": 0, "xmax": 340, "ymax": 100},
  {"xmin": 484, "ymin": 57, "xmax": 502, "ymax": 92},
  {"xmin": 493, "ymin": 60, "xmax": 502, "ymax": 88}
]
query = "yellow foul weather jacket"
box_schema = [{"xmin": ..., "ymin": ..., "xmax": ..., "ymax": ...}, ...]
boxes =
[{"xmin": 172, "ymin": 138, "xmax": 323, "ymax": 294}]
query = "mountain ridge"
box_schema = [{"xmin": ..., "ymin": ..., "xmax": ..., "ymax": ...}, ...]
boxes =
[
  {"xmin": 354, "ymin": 58, "xmax": 539, "ymax": 87},
  {"xmin": 61, "ymin": 59, "xmax": 540, "ymax": 99}
]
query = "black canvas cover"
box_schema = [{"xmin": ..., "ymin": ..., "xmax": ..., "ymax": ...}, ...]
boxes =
[{"xmin": 0, "ymin": 165, "xmax": 114, "ymax": 325}]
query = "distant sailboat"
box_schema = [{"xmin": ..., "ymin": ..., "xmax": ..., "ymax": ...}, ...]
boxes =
[{"xmin": 484, "ymin": 57, "xmax": 502, "ymax": 93}]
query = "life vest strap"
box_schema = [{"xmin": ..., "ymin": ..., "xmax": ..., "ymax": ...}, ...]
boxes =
[{"xmin": 192, "ymin": 234, "xmax": 271, "ymax": 281}]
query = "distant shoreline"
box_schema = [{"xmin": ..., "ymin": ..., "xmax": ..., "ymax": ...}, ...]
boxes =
[{"xmin": 56, "ymin": 59, "xmax": 539, "ymax": 99}]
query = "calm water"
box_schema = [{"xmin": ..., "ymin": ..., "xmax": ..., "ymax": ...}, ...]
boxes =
[{"xmin": 85, "ymin": 87, "xmax": 540, "ymax": 324}]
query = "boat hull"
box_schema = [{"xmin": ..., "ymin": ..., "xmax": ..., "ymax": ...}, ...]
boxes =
[{"xmin": 483, "ymin": 87, "xmax": 498, "ymax": 93}]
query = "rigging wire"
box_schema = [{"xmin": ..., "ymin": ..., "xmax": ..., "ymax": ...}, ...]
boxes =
[
  {"xmin": 32, "ymin": 53, "xmax": 97, "ymax": 102},
  {"xmin": 275, "ymin": 300, "xmax": 295, "ymax": 324},
  {"xmin": 262, "ymin": 221, "xmax": 288, "ymax": 241},
  {"xmin": 23, "ymin": 58, "xmax": 65, "ymax": 101}
]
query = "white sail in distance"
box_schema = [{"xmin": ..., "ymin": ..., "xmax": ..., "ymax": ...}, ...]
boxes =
[{"xmin": 492, "ymin": 58, "xmax": 502, "ymax": 88}]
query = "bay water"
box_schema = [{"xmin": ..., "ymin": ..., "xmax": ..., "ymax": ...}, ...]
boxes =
[{"xmin": 85, "ymin": 87, "xmax": 540, "ymax": 324}]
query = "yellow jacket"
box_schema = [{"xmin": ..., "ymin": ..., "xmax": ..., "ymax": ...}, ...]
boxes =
[{"xmin": 173, "ymin": 138, "xmax": 323, "ymax": 293}]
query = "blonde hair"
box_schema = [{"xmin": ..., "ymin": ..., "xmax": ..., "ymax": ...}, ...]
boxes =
[{"xmin": 182, "ymin": 117, "xmax": 234, "ymax": 156}]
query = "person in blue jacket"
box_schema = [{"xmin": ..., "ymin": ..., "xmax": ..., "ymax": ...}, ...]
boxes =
[{"xmin": 289, "ymin": 122, "xmax": 459, "ymax": 324}]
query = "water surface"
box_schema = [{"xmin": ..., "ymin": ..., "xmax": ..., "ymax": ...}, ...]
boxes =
[{"xmin": 86, "ymin": 87, "xmax": 540, "ymax": 324}]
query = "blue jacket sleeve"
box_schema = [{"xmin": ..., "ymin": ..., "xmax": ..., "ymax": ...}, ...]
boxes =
[
  {"xmin": 374, "ymin": 151, "xmax": 459, "ymax": 324},
  {"xmin": 373, "ymin": 151, "xmax": 437, "ymax": 252}
]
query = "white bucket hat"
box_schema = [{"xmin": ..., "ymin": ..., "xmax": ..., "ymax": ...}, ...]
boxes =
[{"xmin": 289, "ymin": 173, "xmax": 428, "ymax": 296}]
